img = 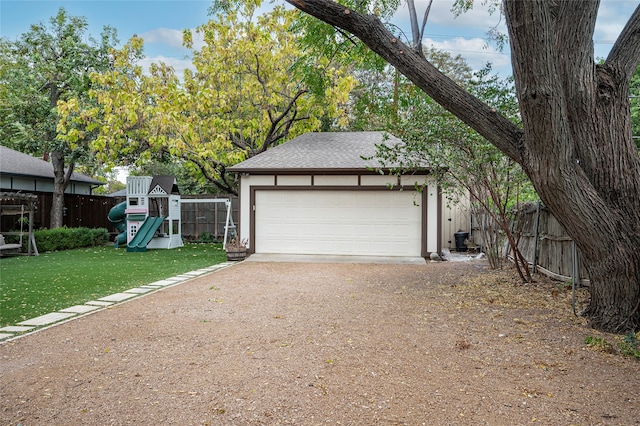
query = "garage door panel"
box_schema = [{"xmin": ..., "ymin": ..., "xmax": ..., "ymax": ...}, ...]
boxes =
[{"xmin": 255, "ymin": 190, "xmax": 422, "ymax": 256}]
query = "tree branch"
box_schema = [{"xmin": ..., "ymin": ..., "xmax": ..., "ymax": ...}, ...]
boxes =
[
  {"xmin": 285, "ymin": 0, "xmax": 524, "ymax": 164},
  {"xmin": 261, "ymin": 88, "xmax": 308, "ymax": 153},
  {"xmin": 606, "ymin": 3, "xmax": 640, "ymax": 80},
  {"xmin": 184, "ymin": 153, "xmax": 237, "ymax": 195}
]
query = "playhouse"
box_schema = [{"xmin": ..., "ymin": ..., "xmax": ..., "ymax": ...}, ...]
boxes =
[{"xmin": 122, "ymin": 175, "xmax": 183, "ymax": 252}]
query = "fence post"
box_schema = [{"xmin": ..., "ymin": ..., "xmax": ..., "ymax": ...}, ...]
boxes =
[
  {"xmin": 214, "ymin": 201, "xmax": 219, "ymax": 240},
  {"xmin": 532, "ymin": 201, "xmax": 541, "ymax": 273}
]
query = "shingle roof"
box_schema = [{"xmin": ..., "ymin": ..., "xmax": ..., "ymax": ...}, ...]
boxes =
[
  {"xmin": 0, "ymin": 145, "xmax": 103, "ymax": 185},
  {"xmin": 148, "ymin": 175, "xmax": 180, "ymax": 195},
  {"xmin": 228, "ymin": 131, "xmax": 428, "ymax": 173}
]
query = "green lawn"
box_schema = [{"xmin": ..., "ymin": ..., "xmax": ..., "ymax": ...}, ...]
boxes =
[{"xmin": 0, "ymin": 243, "xmax": 227, "ymax": 327}]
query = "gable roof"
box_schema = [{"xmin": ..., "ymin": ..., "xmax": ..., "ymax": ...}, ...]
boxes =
[
  {"xmin": 147, "ymin": 175, "xmax": 179, "ymax": 195},
  {"xmin": 0, "ymin": 145, "xmax": 103, "ymax": 185},
  {"xmin": 228, "ymin": 131, "xmax": 428, "ymax": 174}
]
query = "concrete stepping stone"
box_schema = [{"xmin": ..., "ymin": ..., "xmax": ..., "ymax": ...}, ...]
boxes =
[
  {"xmin": 164, "ymin": 276, "xmax": 186, "ymax": 282},
  {"xmin": 182, "ymin": 270, "xmax": 206, "ymax": 276},
  {"xmin": 124, "ymin": 287, "xmax": 153, "ymax": 294},
  {"xmin": 86, "ymin": 300, "xmax": 114, "ymax": 307},
  {"xmin": 146, "ymin": 279, "xmax": 176, "ymax": 287},
  {"xmin": 0, "ymin": 333, "xmax": 13, "ymax": 340},
  {"xmin": 0, "ymin": 325, "xmax": 35, "ymax": 333},
  {"xmin": 18, "ymin": 312, "xmax": 76, "ymax": 326},
  {"xmin": 98, "ymin": 292, "xmax": 137, "ymax": 302},
  {"xmin": 172, "ymin": 275, "xmax": 192, "ymax": 280},
  {"xmin": 59, "ymin": 305, "xmax": 101, "ymax": 314}
]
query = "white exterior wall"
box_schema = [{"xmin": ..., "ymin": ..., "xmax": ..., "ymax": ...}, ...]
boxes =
[
  {"xmin": 360, "ymin": 174, "xmax": 398, "ymax": 186},
  {"xmin": 313, "ymin": 175, "xmax": 358, "ymax": 186},
  {"xmin": 277, "ymin": 175, "xmax": 311, "ymax": 186},
  {"xmin": 238, "ymin": 173, "xmax": 440, "ymax": 255},
  {"xmin": 238, "ymin": 175, "xmax": 274, "ymax": 247}
]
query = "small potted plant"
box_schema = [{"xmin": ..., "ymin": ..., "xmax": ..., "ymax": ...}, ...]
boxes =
[{"xmin": 225, "ymin": 235, "xmax": 248, "ymax": 261}]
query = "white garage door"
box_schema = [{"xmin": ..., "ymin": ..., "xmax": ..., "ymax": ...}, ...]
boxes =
[{"xmin": 254, "ymin": 190, "xmax": 423, "ymax": 256}]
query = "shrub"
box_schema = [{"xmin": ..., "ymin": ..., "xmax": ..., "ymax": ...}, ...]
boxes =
[{"xmin": 34, "ymin": 227, "xmax": 109, "ymax": 252}]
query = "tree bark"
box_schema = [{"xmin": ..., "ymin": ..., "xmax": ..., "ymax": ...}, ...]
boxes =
[
  {"xmin": 505, "ymin": 0, "xmax": 640, "ymax": 332},
  {"xmin": 49, "ymin": 150, "xmax": 75, "ymax": 229},
  {"xmin": 49, "ymin": 151, "xmax": 66, "ymax": 228},
  {"xmin": 286, "ymin": 0, "xmax": 640, "ymax": 332}
]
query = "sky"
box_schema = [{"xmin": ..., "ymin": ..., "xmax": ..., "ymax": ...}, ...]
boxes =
[{"xmin": 1, "ymin": 0, "xmax": 638, "ymax": 79}]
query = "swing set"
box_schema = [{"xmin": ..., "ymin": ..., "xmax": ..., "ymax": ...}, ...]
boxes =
[{"xmin": 0, "ymin": 192, "xmax": 38, "ymax": 257}]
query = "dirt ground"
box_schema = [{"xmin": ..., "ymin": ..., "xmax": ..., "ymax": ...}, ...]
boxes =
[{"xmin": 1, "ymin": 259, "xmax": 638, "ymax": 425}]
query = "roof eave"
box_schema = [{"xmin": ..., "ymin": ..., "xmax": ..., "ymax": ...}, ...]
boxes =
[{"xmin": 229, "ymin": 167, "xmax": 431, "ymax": 175}]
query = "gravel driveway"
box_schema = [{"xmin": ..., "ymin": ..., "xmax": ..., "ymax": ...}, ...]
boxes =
[{"xmin": 1, "ymin": 260, "xmax": 638, "ymax": 425}]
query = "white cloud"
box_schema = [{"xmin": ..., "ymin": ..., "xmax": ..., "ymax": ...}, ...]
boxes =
[
  {"xmin": 137, "ymin": 27, "xmax": 206, "ymax": 78},
  {"xmin": 394, "ymin": 0, "xmax": 505, "ymax": 33},
  {"xmin": 395, "ymin": 0, "xmax": 637, "ymax": 75},
  {"xmin": 138, "ymin": 55, "xmax": 195, "ymax": 77},
  {"xmin": 392, "ymin": 1, "xmax": 510, "ymax": 74},
  {"xmin": 427, "ymin": 0, "xmax": 504, "ymax": 30},
  {"xmin": 422, "ymin": 36, "xmax": 511, "ymax": 73},
  {"xmin": 594, "ymin": 0, "xmax": 638, "ymax": 55},
  {"xmin": 141, "ymin": 28, "xmax": 185, "ymax": 49},
  {"xmin": 141, "ymin": 27, "xmax": 206, "ymax": 50}
]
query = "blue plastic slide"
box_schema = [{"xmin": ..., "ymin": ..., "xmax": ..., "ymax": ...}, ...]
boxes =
[{"xmin": 126, "ymin": 216, "xmax": 164, "ymax": 252}]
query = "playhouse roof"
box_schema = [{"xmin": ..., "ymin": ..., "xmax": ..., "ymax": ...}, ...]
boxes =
[{"xmin": 147, "ymin": 175, "xmax": 179, "ymax": 196}]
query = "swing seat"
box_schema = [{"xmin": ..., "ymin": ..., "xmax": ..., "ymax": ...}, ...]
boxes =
[{"xmin": 0, "ymin": 234, "xmax": 22, "ymax": 256}]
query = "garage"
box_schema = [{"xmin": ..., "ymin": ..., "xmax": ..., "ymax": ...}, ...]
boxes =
[
  {"xmin": 254, "ymin": 189, "xmax": 424, "ymax": 256},
  {"xmin": 229, "ymin": 131, "xmax": 441, "ymax": 259}
]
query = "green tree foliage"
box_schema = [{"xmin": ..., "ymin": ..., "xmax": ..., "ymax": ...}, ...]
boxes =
[
  {"xmin": 0, "ymin": 8, "xmax": 117, "ymax": 228},
  {"xmin": 393, "ymin": 68, "xmax": 534, "ymax": 277},
  {"xmin": 351, "ymin": 49, "xmax": 535, "ymax": 275},
  {"xmin": 65, "ymin": 5, "xmax": 355, "ymax": 195}
]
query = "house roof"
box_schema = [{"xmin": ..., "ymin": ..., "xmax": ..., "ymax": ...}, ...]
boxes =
[
  {"xmin": 228, "ymin": 131, "xmax": 429, "ymax": 174},
  {"xmin": 0, "ymin": 145, "xmax": 103, "ymax": 185},
  {"xmin": 108, "ymin": 188, "xmax": 127, "ymax": 197}
]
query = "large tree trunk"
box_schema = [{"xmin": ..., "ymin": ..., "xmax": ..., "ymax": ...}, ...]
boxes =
[
  {"xmin": 49, "ymin": 150, "xmax": 73, "ymax": 229},
  {"xmin": 286, "ymin": 0, "xmax": 640, "ymax": 332},
  {"xmin": 505, "ymin": 0, "xmax": 640, "ymax": 332}
]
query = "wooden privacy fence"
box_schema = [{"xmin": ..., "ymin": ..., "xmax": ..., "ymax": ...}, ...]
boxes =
[
  {"xmin": 0, "ymin": 192, "xmax": 115, "ymax": 231},
  {"xmin": 512, "ymin": 202, "xmax": 589, "ymax": 285},
  {"xmin": 179, "ymin": 195, "xmax": 238, "ymax": 242}
]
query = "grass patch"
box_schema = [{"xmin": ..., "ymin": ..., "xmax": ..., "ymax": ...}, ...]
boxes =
[
  {"xmin": 585, "ymin": 333, "xmax": 640, "ymax": 359},
  {"xmin": 0, "ymin": 243, "xmax": 227, "ymax": 327}
]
